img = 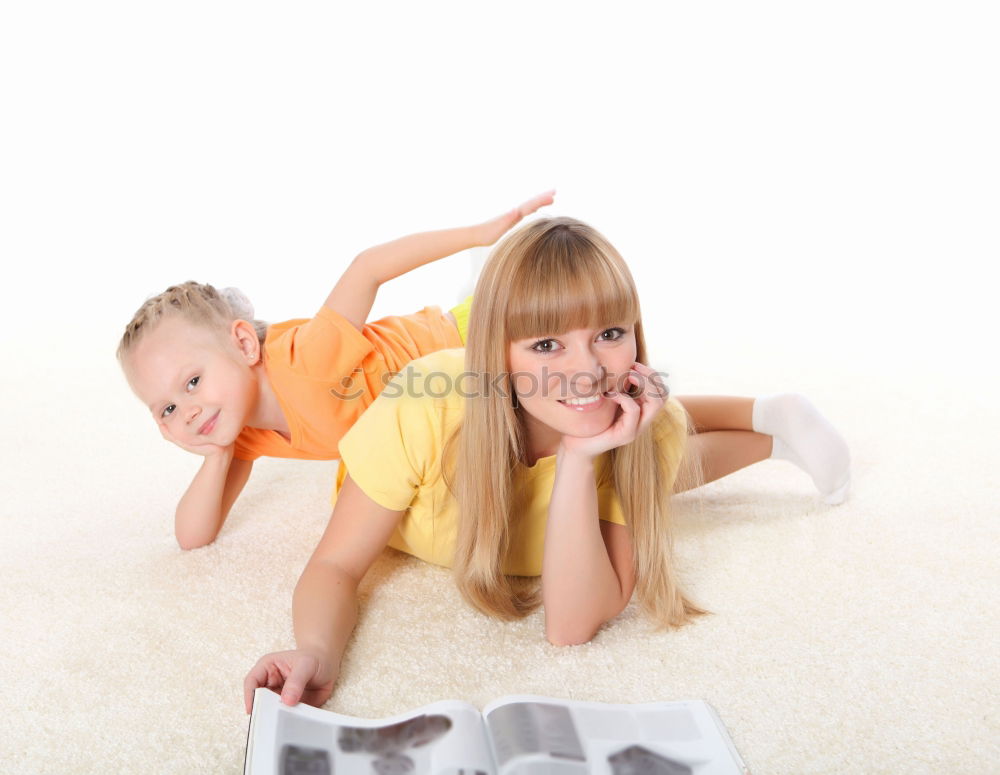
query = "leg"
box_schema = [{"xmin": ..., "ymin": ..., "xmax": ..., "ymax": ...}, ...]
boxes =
[
  {"xmin": 674, "ymin": 430, "xmax": 772, "ymax": 493},
  {"xmin": 676, "ymin": 396, "xmax": 756, "ymax": 433},
  {"xmin": 673, "ymin": 396, "xmax": 773, "ymax": 492},
  {"xmin": 751, "ymin": 393, "xmax": 851, "ymax": 504},
  {"xmin": 675, "ymin": 394, "xmax": 851, "ymax": 504}
]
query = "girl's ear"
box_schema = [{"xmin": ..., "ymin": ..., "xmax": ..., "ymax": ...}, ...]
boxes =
[{"xmin": 231, "ymin": 320, "xmax": 261, "ymax": 365}]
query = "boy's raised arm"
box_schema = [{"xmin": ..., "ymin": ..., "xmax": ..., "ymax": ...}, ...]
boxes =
[{"xmin": 324, "ymin": 190, "xmax": 555, "ymax": 329}]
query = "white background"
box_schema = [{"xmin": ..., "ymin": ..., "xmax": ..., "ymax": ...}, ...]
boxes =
[
  {"xmin": 1, "ymin": 7, "xmax": 997, "ymax": 772},
  {"xmin": 1, "ymin": 1, "xmax": 997, "ymax": 388}
]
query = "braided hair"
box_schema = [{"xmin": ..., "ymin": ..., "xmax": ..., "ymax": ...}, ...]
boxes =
[{"xmin": 116, "ymin": 281, "xmax": 267, "ymax": 363}]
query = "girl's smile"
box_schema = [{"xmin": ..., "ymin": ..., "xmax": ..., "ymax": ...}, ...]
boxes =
[{"xmin": 558, "ymin": 393, "xmax": 611, "ymax": 411}]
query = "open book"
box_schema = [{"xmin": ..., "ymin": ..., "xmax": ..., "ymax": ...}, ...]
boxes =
[{"xmin": 245, "ymin": 688, "xmax": 749, "ymax": 774}]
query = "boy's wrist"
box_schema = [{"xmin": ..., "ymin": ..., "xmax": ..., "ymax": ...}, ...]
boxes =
[
  {"xmin": 470, "ymin": 222, "xmax": 493, "ymax": 248},
  {"xmin": 205, "ymin": 444, "xmax": 235, "ymax": 462}
]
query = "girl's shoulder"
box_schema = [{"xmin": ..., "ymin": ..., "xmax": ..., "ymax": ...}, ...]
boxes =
[{"xmin": 339, "ymin": 349, "xmax": 466, "ymax": 493}]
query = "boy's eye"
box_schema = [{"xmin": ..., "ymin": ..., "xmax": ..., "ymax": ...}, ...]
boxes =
[
  {"xmin": 187, "ymin": 376, "xmax": 200, "ymax": 390},
  {"xmin": 162, "ymin": 404, "xmax": 176, "ymax": 418},
  {"xmin": 530, "ymin": 339, "xmax": 560, "ymax": 353}
]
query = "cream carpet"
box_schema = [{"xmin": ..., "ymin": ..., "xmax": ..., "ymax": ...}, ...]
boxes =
[{"xmin": 2, "ymin": 323, "xmax": 997, "ymax": 774}]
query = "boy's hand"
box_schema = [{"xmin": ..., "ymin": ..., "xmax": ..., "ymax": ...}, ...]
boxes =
[
  {"xmin": 244, "ymin": 650, "xmax": 338, "ymax": 713},
  {"xmin": 475, "ymin": 189, "xmax": 556, "ymax": 246},
  {"xmin": 158, "ymin": 422, "xmax": 233, "ymax": 459}
]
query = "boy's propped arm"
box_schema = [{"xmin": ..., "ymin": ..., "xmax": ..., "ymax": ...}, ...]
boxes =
[
  {"xmin": 324, "ymin": 190, "xmax": 555, "ymax": 330},
  {"xmin": 168, "ymin": 438, "xmax": 254, "ymax": 550}
]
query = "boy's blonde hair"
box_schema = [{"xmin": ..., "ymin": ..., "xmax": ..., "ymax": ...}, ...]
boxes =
[
  {"xmin": 446, "ymin": 216, "xmax": 707, "ymax": 627},
  {"xmin": 116, "ymin": 281, "xmax": 267, "ymax": 364}
]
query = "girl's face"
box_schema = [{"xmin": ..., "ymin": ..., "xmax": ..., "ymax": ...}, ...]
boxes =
[
  {"xmin": 124, "ymin": 317, "xmax": 259, "ymax": 448},
  {"xmin": 507, "ymin": 322, "xmax": 638, "ymax": 460}
]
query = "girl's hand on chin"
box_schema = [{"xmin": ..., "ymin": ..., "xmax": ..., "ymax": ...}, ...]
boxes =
[{"xmin": 558, "ymin": 362, "xmax": 667, "ymax": 459}]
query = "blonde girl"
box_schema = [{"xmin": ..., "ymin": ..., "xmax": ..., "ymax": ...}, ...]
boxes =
[
  {"xmin": 117, "ymin": 192, "xmax": 554, "ymax": 548},
  {"xmin": 243, "ymin": 216, "xmax": 850, "ymax": 711}
]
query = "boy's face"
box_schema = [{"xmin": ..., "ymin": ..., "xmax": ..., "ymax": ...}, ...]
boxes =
[
  {"xmin": 124, "ymin": 317, "xmax": 259, "ymax": 449},
  {"xmin": 507, "ymin": 323, "xmax": 637, "ymax": 459}
]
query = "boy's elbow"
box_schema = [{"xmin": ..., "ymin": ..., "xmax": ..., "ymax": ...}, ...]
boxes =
[
  {"xmin": 348, "ymin": 250, "xmax": 388, "ymax": 286},
  {"xmin": 174, "ymin": 507, "xmax": 225, "ymax": 550},
  {"xmin": 175, "ymin": 526, "xmax": 219, "ymax": 551}
]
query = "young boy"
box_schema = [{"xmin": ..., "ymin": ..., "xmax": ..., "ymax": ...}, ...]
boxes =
[{"xmin": 118, "ymin": 191, "xmax": 554, "ymax": 548}]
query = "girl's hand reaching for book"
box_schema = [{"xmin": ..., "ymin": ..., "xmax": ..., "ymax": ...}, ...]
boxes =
[{"xmin": 244, "ymin": 650, "xmax": 338, "ymax": 713}]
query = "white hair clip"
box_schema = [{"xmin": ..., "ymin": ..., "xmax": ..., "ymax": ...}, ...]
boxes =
[{"xmin": 220, "ymin": 287, "xmax": 255, "ymax": 320}]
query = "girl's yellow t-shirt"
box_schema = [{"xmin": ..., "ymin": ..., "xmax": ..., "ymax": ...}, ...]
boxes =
[{"xmin": 335, "ymin": 349, "xmax": 688, "ymax": 577}]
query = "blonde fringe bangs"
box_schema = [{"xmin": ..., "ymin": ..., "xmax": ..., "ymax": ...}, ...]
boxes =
[{"xmin": 502, "ymin": 223, "xmax": 640, "ymax": 343}]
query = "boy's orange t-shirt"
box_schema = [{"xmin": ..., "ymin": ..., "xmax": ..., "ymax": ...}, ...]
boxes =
[{"xmin": 233, "ymin": 305, "xmax": 463, "ymax": 461}]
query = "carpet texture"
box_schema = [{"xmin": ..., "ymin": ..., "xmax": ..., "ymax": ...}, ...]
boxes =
[{"xmin": 1, "ymin": 326, "xmax": 997, "ymax": 774}]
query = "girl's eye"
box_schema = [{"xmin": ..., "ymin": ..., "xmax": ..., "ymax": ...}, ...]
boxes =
[
  {"xmin": 162, "ymin": 404, "xmax": 176, "ymax": 419},
  {"xmin": 600, "ymin": 327, "xmax": 626, "ymax": 341},
  {"xmin": 186, "ymin": 376, "xmax": 200, "ymax": 391},
  {"xmin": 530, "ymin": 339, "xmax": 561, "ymax": 353}
]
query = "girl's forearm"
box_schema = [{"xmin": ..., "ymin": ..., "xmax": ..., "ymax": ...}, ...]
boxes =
[
  {"xmin": 292, "ymin": 559, "xmax": 359, "ymax": 670},
  {"xmin": 542, "ymin": 450, "xmax": 627, "ymax": 645}
]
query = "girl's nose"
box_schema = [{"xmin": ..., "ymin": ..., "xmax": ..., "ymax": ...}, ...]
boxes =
[
  {"xmin": 566, "ymin": 347, "xmax": 605, "ymax": 391},
  {"xmin": 184, "ymin": 404, "xmax": 201, "ymax": 424}
]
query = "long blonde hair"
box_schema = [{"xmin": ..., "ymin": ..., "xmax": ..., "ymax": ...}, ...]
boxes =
[
  {"xmin": 448, "ymin": 217, "xmax": 706, "ymax": 627},
  {"xmin": 116, "ymin": 281, "xmax": 267, "ymax": 364}
]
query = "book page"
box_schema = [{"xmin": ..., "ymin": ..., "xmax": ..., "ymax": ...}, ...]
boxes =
[
  {"xmin": 246, "ymin": 688, "xmax": 497, "ymax": 775},
  {"xmin": 481, "ymin": 696, "xmax": 747, "ymax": 775}
]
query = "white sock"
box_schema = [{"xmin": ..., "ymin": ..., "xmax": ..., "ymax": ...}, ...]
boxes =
[{"xmin": 752, "ymin": 393, "xmax": 851, "ymax": 505}]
